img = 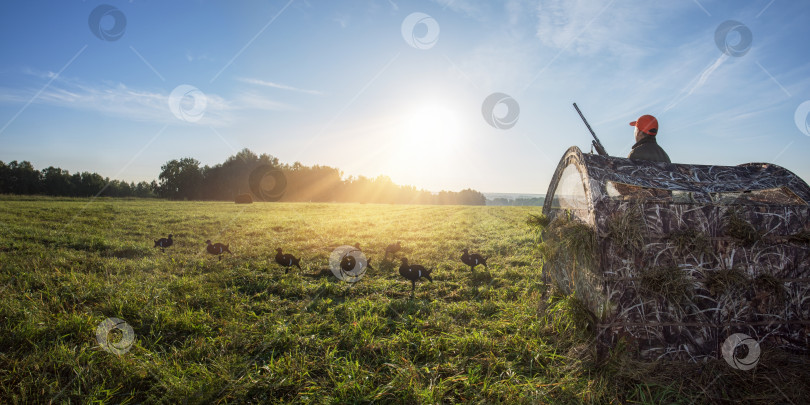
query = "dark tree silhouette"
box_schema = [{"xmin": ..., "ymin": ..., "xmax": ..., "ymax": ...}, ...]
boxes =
[
  {"xmin": 1, "ymin": 149, "xmax": 486, "ymax": 205},
  {"xmin": 199, "ymin": 149, "xmax": 281, "ymax": 200},
  {"xmin": 4, "ymin": 161, "xmax": 40, "ymax": 195},
  {"xmin": 158, "ymin": 158, "xmax": 204, "ymax": 200},
  {"xmin": 41, "ymin": 166, "xmax": 74, "ymax": 196},
  {"xmin": 0, "ymin": 160, "xmax": 157, "ymax": 197}
]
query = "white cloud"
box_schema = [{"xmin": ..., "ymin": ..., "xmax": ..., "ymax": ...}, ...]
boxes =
[
  {"xmin": 0, "ymin": 71, "xmax": 292, "ymax": 126},
  {"xmin": 238, "ymin": 77, "xmax": 324, "ymax": 95}
]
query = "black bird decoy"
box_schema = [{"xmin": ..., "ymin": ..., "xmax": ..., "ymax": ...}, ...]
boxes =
[
  {"xmin": 352, "ymin": 243, "xmax": 375, "ymax": 271},
  {"xmin": 275, "ymin": 248, "xmax": 301, "ymax": 273},
  {"xmin": 340, "ymin": 254, "xmax": 357, "ymax": 273},
  {"xmin": 461, "ymin": 249, "xmax": 488, "ymax": 272},
  {"xmin": 385, "ymin": 241, "xmax": 402, "ymax": 259},
  {"xmin": 205, "ymin": 240, "xmax": 231, "ymax": 260},
  {"xmin": 154, "ymin": 234, "xmax": 173, "ymax": 253},
  {"xmin": 399, "ymin": 257, "xmax": 433, "ymax": 294}
]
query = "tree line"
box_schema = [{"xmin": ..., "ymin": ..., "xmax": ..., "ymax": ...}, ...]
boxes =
[
  {"xmin": 157, "ymin": 149, "xmax": 486, "ymax": 205},
  {"xmin": 0, "ymin": 149, "xmax": 486, "ymax": 205},
  {"xmin": 0, "ymin": 160, "xmax": 157, "ymax": 198}
]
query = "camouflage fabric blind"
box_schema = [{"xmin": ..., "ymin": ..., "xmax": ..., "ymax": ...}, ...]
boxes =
[{"xmin": 542, "ymin": 147, "xmax": 810, "ymax": 360}]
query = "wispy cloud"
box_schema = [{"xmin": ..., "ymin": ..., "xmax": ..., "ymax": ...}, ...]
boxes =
[
  {"xmin": 233, "ymin": 91, "xmax": 296, "ymax": 112},
  {"xmin": 663, "ymin": 54, "xmax": 729, "ymax": 113},
  {"xmin": 0, "ymin": 71, "xmax": 291, "ymax": 126},
  {"xmin": 333, "ymin": 13, "xmax": 350, "ymax": 28},
  {"xmin": 505, "ymin": 0, "xmax": 525, "ymax": 26},
  {"xmin": 534, "ymin": 0, "xmax": 641, "ymax": 55},
  {"xmin": 238, "ymin": 77, "xmax": 324, "ymax": 95},
  {"xmin": 532, "ymin": 1, "xmax": 695, "ymax": 58},
  {"xmin": 430, "ymin": 0, "xmax": 493, "ymax": 20},
  {"xmin": 185, "ymin": 50, "xmax": 214, "ymax": 62}
]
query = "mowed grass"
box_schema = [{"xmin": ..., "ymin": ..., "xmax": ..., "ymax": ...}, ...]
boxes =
[{"xmin": 0, "ymin": 196, "xmax": 803, "ymax": 404}]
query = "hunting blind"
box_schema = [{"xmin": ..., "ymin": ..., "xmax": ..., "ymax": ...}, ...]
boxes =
[{"xmin": 541, "ymin": 146, "xmax": 810, "ymax": 360}]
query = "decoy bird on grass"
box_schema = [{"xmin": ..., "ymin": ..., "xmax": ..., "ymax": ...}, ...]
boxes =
[
  {"xmin": 340, "ymin": 254, "xmax": 357, "ymax": 274},
  {"xmin": 205, "ymin": 240, "xmax": 231, "ymax": 260},
  {"xmin": 340, "ymin": 254, "xmax": 356, "ymax": 270},
  {"xmin": 399, "ymin": 257, "xmax": 433, "ymax": 294},
  {"xmin": 352, "ymin": 243, "xmax": 375, "ymax": 271},
  {"xmin": 385, "ymin": 241, "xmax": 402, "ymax": 259},
  {"xmin": 275, "ymin": 248, "xmax": 302, "ymax": 273},
  {"xmin": 154, "ymin": 234, "xmax": 173, "ymax": 253},
  {"xmin": 461, "ymin": 249, "xmax": 488, "ymax": 272}
]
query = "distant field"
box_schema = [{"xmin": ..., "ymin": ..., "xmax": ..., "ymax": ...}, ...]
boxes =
[{"xmin": 0, "ymin": 196, "xmax": 802, "ymax": 403}]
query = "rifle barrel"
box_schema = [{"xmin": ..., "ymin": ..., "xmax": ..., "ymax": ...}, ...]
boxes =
[
  {"xmin": 573, "ymin": 103, "xmax": 597, "ymax": 140},
  {"xmin": 572, "ymin": 103, "xmax": 608, "ymax": 157}
]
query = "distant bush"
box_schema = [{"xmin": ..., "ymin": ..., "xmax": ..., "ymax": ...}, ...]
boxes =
[{"xmin": 235, "ymin": 193, "xmax": 253, "ymax": 204}]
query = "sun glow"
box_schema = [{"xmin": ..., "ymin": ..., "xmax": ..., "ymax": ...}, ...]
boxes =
[
  {"xmin": 398, "ymin": 102, "xmax": 464, "ymax": 160},
  {"xmin": 363, "ymin": 100, "xmax": 473, "ymax": 190}
]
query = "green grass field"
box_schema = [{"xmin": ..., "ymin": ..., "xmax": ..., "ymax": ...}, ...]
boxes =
[{"xmin": 0, "ymin": 196, "xmax": 805, "ymax": 403}]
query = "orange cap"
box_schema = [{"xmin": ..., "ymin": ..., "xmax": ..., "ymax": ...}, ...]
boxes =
[{"xmin": 630, "ymin": 115, "xmax": 658, "ymax": 135}]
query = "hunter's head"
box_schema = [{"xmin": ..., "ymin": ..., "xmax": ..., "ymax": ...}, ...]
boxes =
[{"xmin": 630, "ymin": 114, "xmax": 659, "ymax": 142}]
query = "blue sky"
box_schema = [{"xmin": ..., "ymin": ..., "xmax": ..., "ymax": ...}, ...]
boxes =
[{"xmin": 1, "ymin": 0, "xmax": 809, "ymax": 194}]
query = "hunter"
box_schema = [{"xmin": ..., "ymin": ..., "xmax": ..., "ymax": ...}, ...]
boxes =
[{"xmin": 628, "ymin": 114, "xmax": 671, "ymax": 163}]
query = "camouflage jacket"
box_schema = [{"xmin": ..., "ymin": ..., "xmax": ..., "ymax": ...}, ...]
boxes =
[{"xmin": 627, "ymin": 136, "xmax": 671, "ymax": 163}]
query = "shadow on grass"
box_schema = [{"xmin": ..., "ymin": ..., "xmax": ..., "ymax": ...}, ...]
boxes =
[
  {"xmin": 377, "ymin": 258, "xmax": 398, "ymax": 273},
  {"xmin": 107, "ymin": 246, "xmax": 150, "ymax": 259},
  {"xmin": 470, "ymin": 270, "xmax": 493, "ymax": 285},
  {"xmin": 302, "ymin": 268, "xmax": 333, "ymax": 279}
]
